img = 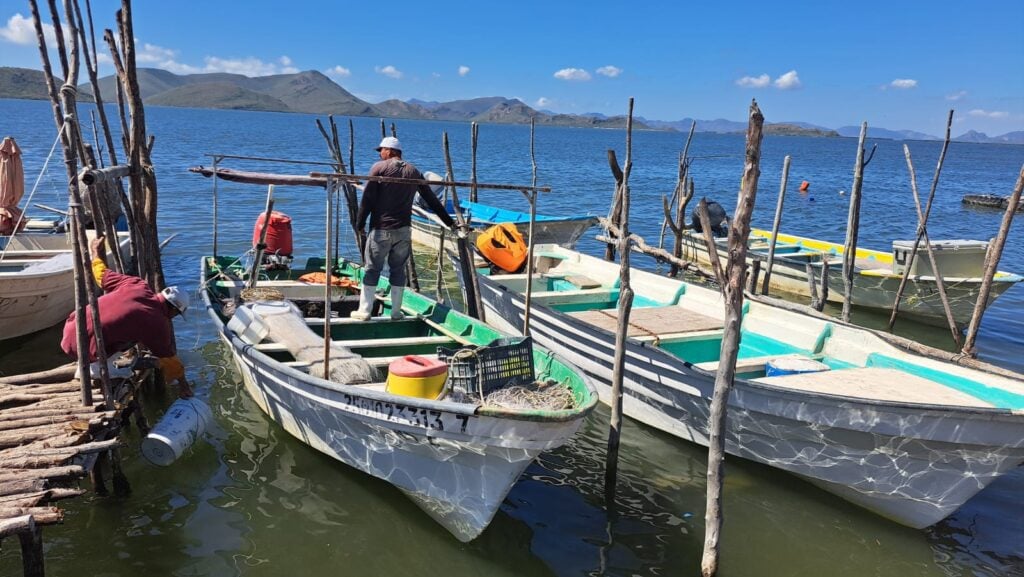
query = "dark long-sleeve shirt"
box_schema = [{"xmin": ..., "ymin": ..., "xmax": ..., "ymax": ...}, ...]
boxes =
[{"xmin": 356, "ymin": 158, "xmax": 455, "ymax": 231}]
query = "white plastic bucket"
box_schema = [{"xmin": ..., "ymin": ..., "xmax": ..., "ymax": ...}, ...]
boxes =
[
  {"xmin": 226, "ymin": 305, "xmax": 269, "ymax": 345},
  {"xmin": 141, "ymin": 397, "xmax": 214, "ymax": 466}
]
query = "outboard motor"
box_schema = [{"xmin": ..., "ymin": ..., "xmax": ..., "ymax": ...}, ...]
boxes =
[
  {"xmin": 690, "ymin": 199, "xmax": 729, "ymax": 238},
  {"xmin": 414, "ymin": 171, "xmax": 446, "ymax": 210}
]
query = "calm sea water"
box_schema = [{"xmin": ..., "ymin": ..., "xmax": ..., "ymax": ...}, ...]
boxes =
[{"xmin": 0, "ymin": 98, "xmax": 1022, "ymax": 576}]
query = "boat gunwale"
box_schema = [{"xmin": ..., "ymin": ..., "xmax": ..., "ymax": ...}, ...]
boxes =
[
  {"xmin": 201, "ymin": 257, "xmax": 598, "ymax": 424},
  {"xmin": 472, "ymin": 251, "xmax": 1024, "ymax": 417}
]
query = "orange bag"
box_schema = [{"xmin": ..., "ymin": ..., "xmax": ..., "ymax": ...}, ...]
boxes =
[
  {"xmin": 297, "ymin": 272, "xmax": 359, "ymax": 292},
  {"xmin": 476, "ymin": 222, "xmax": 527, "ymax": 272}
]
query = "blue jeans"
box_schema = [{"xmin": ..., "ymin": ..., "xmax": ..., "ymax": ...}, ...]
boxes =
[{"xmin": 362, "ymin": 226, "xmax": 411, "ymax": 287}]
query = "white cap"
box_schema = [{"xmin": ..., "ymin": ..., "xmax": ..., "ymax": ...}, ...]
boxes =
[
  {"xmin": 375, "ymin": 136, "xmax": 402, "ymax": 152},
  {"xmin": 423, "ymin": 171, "xmax": 444, "ymax": 195},
  {"xmin": 161, "ymin": 286, "xmax": 190, "ymax": 317}
]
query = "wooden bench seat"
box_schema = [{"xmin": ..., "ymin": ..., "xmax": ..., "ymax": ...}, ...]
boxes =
[
  {"xmin": 568, "ymin": 305, "xmax": 723, "ymax": 338},
  {"xmin": 754, "ymin": 367, "xmax": 993, "ymax": 407},
  {"xmin": 695, "ymin": 353, "xmax": 812, "ymax": 374},
  {"xmin": 254, "ymin": 335, "xmax": 453, "ymax": 354}
]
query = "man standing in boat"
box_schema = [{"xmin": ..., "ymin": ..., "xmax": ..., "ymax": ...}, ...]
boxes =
[
  {"xmin": 353, "ymin": 136, "xmax": 461, "ymax": 320},
  {"xmin": 60, "ymin": 236, "xmax": 193, "ymax": 397}
]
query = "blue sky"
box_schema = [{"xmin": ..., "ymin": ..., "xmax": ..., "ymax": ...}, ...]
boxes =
[{"xmin": 2, "ymin": 0, "xmax": 1022, "ymax": 136}]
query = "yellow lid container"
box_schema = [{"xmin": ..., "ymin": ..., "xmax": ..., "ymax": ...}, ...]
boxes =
[{"xmin": 385, "ymin": 356, "xmax": 449, "ymax": 399}]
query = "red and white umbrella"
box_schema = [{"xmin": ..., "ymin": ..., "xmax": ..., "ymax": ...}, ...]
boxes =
[{"xmin": 0, "ymin": 136, "xmax": 26, "ymax": 235}]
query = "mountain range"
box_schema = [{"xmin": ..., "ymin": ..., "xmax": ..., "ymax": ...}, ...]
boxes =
[{"xmin": 2, "ymin": 66, "xmax": 1022, "ymax": 144}]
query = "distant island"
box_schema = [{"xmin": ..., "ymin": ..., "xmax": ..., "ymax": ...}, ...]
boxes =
[{"xmin": 2, "ymin": 66, "xmax": 1021, "ymax": 144}]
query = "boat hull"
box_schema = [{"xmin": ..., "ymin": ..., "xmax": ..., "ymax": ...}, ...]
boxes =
[
  {"xmin": 0, "ymin": 231, "xmax": 130, "ymax": 340},
  {"xmin": 410, "ymin": 207, "xmax": 597, "ymax": 250},
  {"xmin": 677, "ymin": 231, "xmax": 1017, "ymax": 326},
  {"xmin": 202, "ymin": 257, "xmax": 595, "ymax": 541},
  {"xmin": 472, "ymin": 264, "xmax": 1024, "ymax": 528}
]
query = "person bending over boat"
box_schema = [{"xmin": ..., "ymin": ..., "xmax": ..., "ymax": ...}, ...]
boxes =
[
  {"xmin": 60, "ymin": 236, "xmax": 193, "ymax": 397},
  {"xmin": 353, "ymin": 136, "xmax": 462, "ymax": 320}
]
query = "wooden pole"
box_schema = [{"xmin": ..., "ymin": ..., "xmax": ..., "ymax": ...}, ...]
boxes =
[
  {"xmin": 470, "ymin": 122, "xmax": 479, "ymax": 203},
  {"xmin": 962, "ymin": 164, "xmax": 1023, "ymax": 356},
  {"xmin": 212, "ymin": 155, "xmax": 219, "ymax": 257},
  {"xmin": 888, "ymin": 111, "xmax": 955, "ymax": 330},
  {"xmin": 16, "ymin": 516, "xmax": 45, "ymax": 577},
  {"xmin": 324, "ymin": 177, "xmax": 333, "ymax": 375},
  {"xmin": 748, "ymin": 259, "xmax": 761, "ymax": 293},
  {"xmin": 806, "ymin": 261, "xmax": 820, "ymax": 310},
  {"xmin": 247, "ymin": 185, "xmax": 275, "ymax": 289},
  {"xmin": 443, "ymin": 132, "xmax": 483, "ymax": 319},
  {"xmin": 841, "ymin": 122, "xmax": 870, "ymax": 323},
  {"xmin": 702, "ymin": 99, "xmax": 764, "ymax": 577},
  {"xmin": 898, "ymin": 143, "xmax": 961, "ymax": 346},
  {"xmin": 523, "ymin": 118, "xmax": 539, "ymax": 335},
  {"xmin": 604, "ymin": 150, "xmax": 624, "ymax": 261},
  {"xmin": 661, "ymin": 120, "xmax": 697, "ymax": 252},
  {"xmin": 816, "ymin": 255, "xmax": 829, "ymax": 311},
  {"xmin": 761, "ymin": 155, "xmax": 791, "ymax": 294},
  {"xmin": 604, "ymin": 97, "xmax": 635, "ymax": 499},
  {"xmin": 697, "ymin": 198, "xmax": 727, "ymax": 287}
]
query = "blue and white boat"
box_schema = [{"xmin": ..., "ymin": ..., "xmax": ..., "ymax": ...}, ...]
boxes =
[
  {"xmin": 458, "ymin": 243, "xmax": 1024, "ymax": 530},
  {"xmin": 411, "ymin": 199, "xmax": 597, "ymax": 249}
]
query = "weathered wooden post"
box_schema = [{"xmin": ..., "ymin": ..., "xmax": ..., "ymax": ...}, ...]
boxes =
[
  {"xmin": 702, "ymin": 99, "xmax": 764, "ymax": 577},
  {"xmin": 697, "ymin": 198, "xmax": 727, "ymax": 287},
  {"xmin": 888, "ymin": 111, "xmax": 956, "ymax": 335},
  {"xmin": 660, "ymin": 121, "xmax": 697, "ymax": 252},
  {"xmin": 841, "ymin": 123, "xmax": 874, "ymax": 323},
  {"xmin": 247, "ymin": 185, "xmax": 275, "ymax": 289},
  {"xmin": 324, "ymin": 176, "xmax": 334, "ymax": 375},
  {"xmin": 470, "ymin": 122, "xmax": 480, "ymax": 203},
  {"xmin": 896, "ymin": 143, "xmax": 961, "ymax": 346},
  {"xmin": 605, "ymin": 98, "xmax": 635, "ymax": 498},
  {"xmin": 523, "ymin": 117, "xmax": 539, "ymax": 336},
  {"xmin": 443, "ymin": 132, "xmax": 483, "ymax": 319},
  {"xmin": 962, "ymin": 164, "xmax": 1023, "ymax": 356},
  {"xmin": 761, "ymin": 155, "xmax": 791, "ymax": 294},
  {"xmin": 604, "ymin": 150, "xmax": 624, "ymax": 261}
]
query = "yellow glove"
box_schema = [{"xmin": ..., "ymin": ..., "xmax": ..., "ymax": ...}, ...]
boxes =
[
  {"xmin": 158, "ymin": 356, "xmax": 185, "ymax": 384},
  {"xmin": 91, "ymin": 258, "xmax": 108, "ymax": 285}
]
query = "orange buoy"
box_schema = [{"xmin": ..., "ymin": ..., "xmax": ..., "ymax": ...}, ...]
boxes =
[{"xmin": 799, "ymin": 180, "xmax": 810, "ymax": 192}]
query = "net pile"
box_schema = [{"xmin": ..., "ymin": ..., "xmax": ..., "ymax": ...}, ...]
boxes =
[
  {"xmin": 446, "ymin": 378, "xmax": 576, "ymax": 411},
  {"xmin": 241, "ymin": 287, "xmax": 285, "ymax": 302}
]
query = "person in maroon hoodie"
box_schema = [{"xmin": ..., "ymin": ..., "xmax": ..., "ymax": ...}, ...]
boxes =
[{"xmin": 61, "ymin": 236, "xmax": 192, "ymax": 397}]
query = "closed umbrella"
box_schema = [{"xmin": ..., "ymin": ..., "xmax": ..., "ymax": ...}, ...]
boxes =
[{"xmin": 0, "ymin": 136, "xmax": 26, "ymax": 235}]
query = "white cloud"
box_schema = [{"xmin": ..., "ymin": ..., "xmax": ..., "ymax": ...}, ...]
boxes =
[
  {"xmin": 968, "ymin": 109, "xmax": 1009, "ymax": 119},
  {"xmin": 553, "ymin": 68, "xmax": 591, "ymax": 81},
  {"xmin": 736, "ymin": 74, "xmax": 770, "ymax": 88},
  {"xmin": 946, "ymin": 90, "xmax": 967, "ymax": 101},
  {"xmin": 375, "ymin": 65, "xmax": 403, "ymax": 79},
  {"xmin": 774, "ymin": 70, "xmax": 801, "ymax": 90},
  {"xmin": 0, "ymin": 13, "xmax": 65, "ymax": 47},
  {"xmin": 890, "ymin": 78, "xmax": 917, "ymax": 89},
  {"xmin": 458, "ymin": 65, "xmax": 470, "ymax": 77},
  {"xmin": 536, "ymin": 97, "xmax": 551, "ymax": 108},
  {"xmin": 136, "ymin": 43, "xmax": 178, "ymax": 64},
  {"xmin": 203, "ymin": 56, "xmax": 290, "ymax": 76},
  {"xmin": 326, "ymin": 65, "xmax": 351, "ymax": 80},
  {"xmin": 596, "ymin": 65, "xmax": 622, "ymax": 78}
]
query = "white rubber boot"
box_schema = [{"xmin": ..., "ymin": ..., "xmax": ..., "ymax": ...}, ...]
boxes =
[
  {"xmin": 390, "ymin": 286, "xmax": 405, "ymax": 320},
  {"xmin": 351, "ymin": 284, "xmax": 376, "ymax": 320}
]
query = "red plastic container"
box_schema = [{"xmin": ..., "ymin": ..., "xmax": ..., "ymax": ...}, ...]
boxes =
[{"xmin": 253, "ymin": 211, "xmax": 293, "ymax": 256}]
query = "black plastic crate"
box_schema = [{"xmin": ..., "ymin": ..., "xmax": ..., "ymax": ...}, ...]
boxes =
[{"xmin": 438, "ymin": 336, "xmax": 535, "ymax": 396}]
